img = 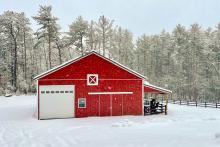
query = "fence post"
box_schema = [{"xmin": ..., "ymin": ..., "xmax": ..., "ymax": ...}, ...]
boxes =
[
  {"xmin": 165, "ymin": 94, "xmax": 168, "ymax": 115},
  {"xmin": 180, "ymin": 100, "xmax": 181, "ymax": 105},
  {"xmin": 196, "ymin": 101, "xmax": 197, "ymax": 107},
  {"xmin": 187, "ymin": 101, "xmax": 189, "ymax": 106},
  {"xmin": 216, "ymin": 103, "xmax": 218, "ymax": 108},
  {"xmin": 205, "ymin": 102, "xmax": 207, "ymax": 108},
  {"xmin": 165, "ymin": 105, "xmax": 167, "ymax": 115}
]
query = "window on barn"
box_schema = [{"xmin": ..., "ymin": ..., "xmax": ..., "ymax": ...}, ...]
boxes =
[
  {"xmin": 41, "ymin": 91, "xmax": 45, "ymax": 94},
  {"xmin": 87, "ymin": 74, "xmax": 98, "ymax": 86},
  {"xmin": 78, "ymin": 98, "xmax": 86, "ymax": 108}
]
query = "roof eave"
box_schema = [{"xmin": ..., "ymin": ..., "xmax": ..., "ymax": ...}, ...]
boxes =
[
  {"xmin": 34, "ymin": 51, "xmax": 148, "ymax": 80},
  {"xmin": 144, "ymin": 83, "xmax": 172, "ymax": 94}
]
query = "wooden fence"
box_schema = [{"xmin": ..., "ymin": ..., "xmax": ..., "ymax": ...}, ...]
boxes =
[{"xmin": 161, "ymin": 99, "xmax": 220, "ymax": 109}]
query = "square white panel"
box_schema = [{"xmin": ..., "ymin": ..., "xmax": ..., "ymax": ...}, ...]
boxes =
[{"xmin": 87, "ymin": 74, "xmax": 98, "ymax": 86}]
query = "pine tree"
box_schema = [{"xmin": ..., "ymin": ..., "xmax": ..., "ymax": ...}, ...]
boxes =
[
  {"xmin": 33, "ymin": 5, "xmax": 60, "ymax": 69},
  {"xmin": 86, "ymin": 20, "xmax": 97, "ymax": 51},
  {"xmin": 0, "ymin": 11, "xmax": 33, "ymax": 93},
  {"xmin": 96, "ymin": 15, "xmax": 114, "ymax": 56},
  {"xmin": 0, "ymin": 11, "xmax": 22, "ymax": 92},
  {"xmin": 68, "ymin": 16, "xmax": 88, "ymax": 55}
]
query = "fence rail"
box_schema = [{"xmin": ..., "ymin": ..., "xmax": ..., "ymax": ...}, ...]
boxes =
[{"xmin": 161, "ymin": 100, "xmax": 220, "ymax": 109}]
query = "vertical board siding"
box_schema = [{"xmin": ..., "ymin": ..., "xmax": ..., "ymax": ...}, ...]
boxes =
[
  {"xmin": 39, "ymin": 79, "xmax": 142, "ymax": 117},
  {"xmin": 38, "ymin": 54, "xmax": 143, "ymax": 118}
]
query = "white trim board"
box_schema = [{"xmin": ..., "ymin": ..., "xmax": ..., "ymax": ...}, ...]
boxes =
[{"xmin": 88, "ymin": 92, "xmax": 133, "ymax": 95}]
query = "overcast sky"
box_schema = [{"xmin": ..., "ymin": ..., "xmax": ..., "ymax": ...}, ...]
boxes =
[{"xmin": 1, "ymin": 0, "xmax": 220, "ymax": 37}]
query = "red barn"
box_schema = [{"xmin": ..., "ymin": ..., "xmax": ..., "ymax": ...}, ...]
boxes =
[{"xmin": 34, "ymin": 51, "xmax": 171, "ymax": 120}]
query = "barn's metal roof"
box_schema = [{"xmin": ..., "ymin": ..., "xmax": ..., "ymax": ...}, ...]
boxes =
[
  {"xmin": 144, "ymin": 81, "xmax": 172, "ymax": 94},
  {"xmin": 34, "ymin": 50, "xmax": 148, "ymax": 80}
]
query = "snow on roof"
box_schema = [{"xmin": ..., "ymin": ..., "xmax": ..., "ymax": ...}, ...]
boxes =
[
  {"xmin": 144, "ymin": 81, "xmax": 172, "ymax": 94},
  {"xmin": 34, "ymin": 50, "xmax": 148, "ymax": 80}
]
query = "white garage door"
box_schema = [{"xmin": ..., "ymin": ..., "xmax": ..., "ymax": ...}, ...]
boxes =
[{"xmin": 39, "ymin": 85, "xmax": 75, "ymax": 119}]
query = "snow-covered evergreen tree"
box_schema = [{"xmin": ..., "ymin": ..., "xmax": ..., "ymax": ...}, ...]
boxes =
[
  {"xmin": 0, "ymin": 7, "xmax": 219, "ymax": 101},
  {"xmin": 96, "ymin": 15, "xmax": 114, "ymax": 56},
  {"xmin": 33, "ymin": 5, "xmax": 60, "ymax": 69},
  {"xmin": 68, "ymin": 16, "xmax": 88, "ymax": 55}
]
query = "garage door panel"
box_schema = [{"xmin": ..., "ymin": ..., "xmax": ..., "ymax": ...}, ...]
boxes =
[{"xmin": 39, "ymin": 85, "xmax": 75, "ymax": 119}]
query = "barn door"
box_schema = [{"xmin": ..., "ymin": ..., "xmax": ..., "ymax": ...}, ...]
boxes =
[
  {"xmin": 100, "ymin": 95, "xmax": 111, "ymax": 116},
  {"xmin": 123, "ymin": 94, "xmax": 133, "ymax": 115},
  {"xmin": 89, "ymin": 95, "xmax": 99, "ymax": 116},
  {"xmin": 112, "ymin": 94, "xmax": 123, "ymax": 116},
  {"xmin": 39, "ymin": 85, "xmax": 75, "ymax": 119}
]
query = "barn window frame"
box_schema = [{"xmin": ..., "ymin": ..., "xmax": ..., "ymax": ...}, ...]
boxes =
[
  {"xmin": 78, "ymin": 98, "xmax": 86, "ymax": 108},
  {"xmin": 87, "ymin": 74, "xmax": 98, "ymax": 86}
]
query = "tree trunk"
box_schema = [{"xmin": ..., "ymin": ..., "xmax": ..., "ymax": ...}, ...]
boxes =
[
  {"xmin": 143, "ymin": 50, "xmax": 146, "ymax": 76},
  {"xmin": 48, "ymin": 34, "xmax": 52, "ymax": 69},
  {"xmin": 10, "ymin": 43, "xmax": 14, "ymax": 87},
  {"xmin": 102, "ymin": 27, "xmax": 105, "ymax": 56},
  {"xmin": 118, "ymin": 46, "xmax": 121, "ymax": 63},
  {"xmin": 43, "ymin": 43, "xmax": 49, "ymax": 70},
  {"xmin": 55, "ymin": 40, "xmax": 62, "ymax": 64},
  {"xmin": 137, "ymin": 53, "xmax": 140, "ymax": 72},
  {"xmin": 13, "ymin": 39, "xmax": 18, "ymax": 92},
  {"xmin": 23, "ymin": 30, "xmax": 27, "ymax": 80},
  {"xmin": 80, "ymin": 35, "xmax": 83, "ymax": 56},
  {"xmin": 10, "ymin": 24, "xmax": 18, "ymax": 92}
]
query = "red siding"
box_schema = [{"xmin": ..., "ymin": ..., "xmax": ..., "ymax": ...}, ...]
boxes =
[
  {"xmin": 38, "ymin": 79, "xmax": 142, "ymax": 118},
  {"xmin": 144, "ymin": 86, "xmax": 160, "ymax": 93},
  {"xmin": 41, "ymin": 54, "xmax": 140, "ymax": 80},
  {"xmin": 144, "ymin": 86, "xmax": 165, "ymax": 94},
  {"xmin": 38, "ymin": 53, "xmax": 143, "ymax": 118}
]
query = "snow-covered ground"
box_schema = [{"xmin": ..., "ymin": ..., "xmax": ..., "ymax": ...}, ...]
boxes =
[{"xmin": 0, "ymin": 95, "xmax": 220, "ymax": 147}]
